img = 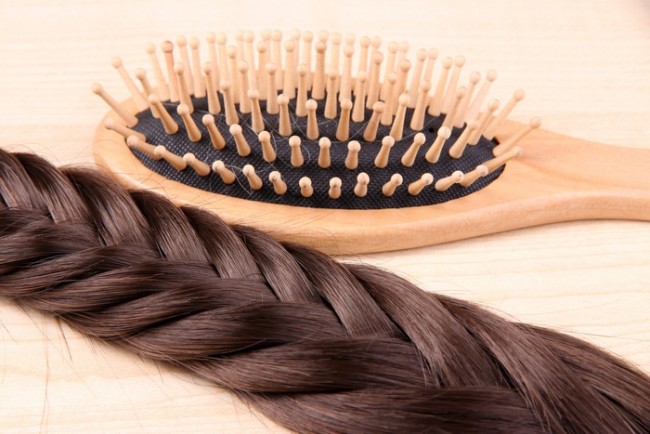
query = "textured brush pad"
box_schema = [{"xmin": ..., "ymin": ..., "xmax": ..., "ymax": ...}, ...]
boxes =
[{"xmin": 130, "ymin": 96, "xmax": 503, "ymax": 210}]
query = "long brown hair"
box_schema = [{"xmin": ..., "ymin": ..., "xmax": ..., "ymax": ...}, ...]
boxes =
[{"xmin": 0, "ymin": 147, "xmax": 648, "ymax": 433}]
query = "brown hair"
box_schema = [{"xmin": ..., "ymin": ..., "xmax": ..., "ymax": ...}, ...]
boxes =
[{"xmin": 0, "ymin": 147, "xmax": 648, "ymax": 433}]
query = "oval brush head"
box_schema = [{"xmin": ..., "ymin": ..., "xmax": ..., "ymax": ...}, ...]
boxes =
[{"xmin": 92, "ymin": 31, "xmax": 543, "ymax": 253}]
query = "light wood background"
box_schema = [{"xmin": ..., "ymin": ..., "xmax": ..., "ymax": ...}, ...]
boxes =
[{"xmin": 1, "ymin": 1, "xmax": 649, "ymax": 432}]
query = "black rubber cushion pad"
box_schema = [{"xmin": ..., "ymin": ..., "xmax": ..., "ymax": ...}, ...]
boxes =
[{"xmin": 130, "ymin": 95, "xmax": 503, "ymax": 210}]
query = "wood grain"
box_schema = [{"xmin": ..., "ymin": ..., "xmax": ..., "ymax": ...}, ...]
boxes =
[{"xmin": 0, "ymin": 1, "xmax": 649, "ymax": 432}]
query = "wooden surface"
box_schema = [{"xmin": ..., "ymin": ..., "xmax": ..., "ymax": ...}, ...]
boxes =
[{"xmin": 1, "ymin": 1, "xmax": 649, "ymax": 432}]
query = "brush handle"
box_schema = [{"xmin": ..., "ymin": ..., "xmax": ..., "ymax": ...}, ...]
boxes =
[
  {"xmin": 495, "ymin": 120, "xmax": 650, "ymax": 221},
  {"xmin": 403, "ymin": 120, "xmax": 650, "ymax": 252},
  {"xmin": 94, "ymin": 111, "xmax": 650, "ymax": 255}
]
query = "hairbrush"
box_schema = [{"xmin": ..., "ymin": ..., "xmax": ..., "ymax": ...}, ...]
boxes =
[{"xmin": 92, "ymin": 30, "xmax": 650, "ymax": 254}]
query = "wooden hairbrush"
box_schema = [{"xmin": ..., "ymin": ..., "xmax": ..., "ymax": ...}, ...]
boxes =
[{"xmin": 92, "ymin": 30, "xmax": 650, "ymax": 255}]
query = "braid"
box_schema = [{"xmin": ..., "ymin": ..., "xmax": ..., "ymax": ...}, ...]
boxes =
[{"xmin": 0, "ymin": 148, "xmax": 648, "ymax": 433}]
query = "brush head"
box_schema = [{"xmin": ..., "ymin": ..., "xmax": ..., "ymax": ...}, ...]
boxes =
[
  {"xmin": 95, "ymin": 30, "xmax": 521, "ymax": 210},
  {"xmin": 93, "ymin": 30, "xmax": 536, "ymax": 252}
]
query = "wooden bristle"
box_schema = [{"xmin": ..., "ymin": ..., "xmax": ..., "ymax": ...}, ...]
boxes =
[
  {"xmin": 468, "ymin": 99, "xmax": 500, "ymax": 145},
  {"xmin": 397, "ymin": 40, "xmax": 409, "ymax": 65},
  {"xmin": 105, "ymin": 118, "xmax": 145, "ymax": 142},
  {"xmin": 408, "ymin": 49, "xmax": 427, "ymax": 108},
  {"xmin": 220, "ymin": 80, "xmax": 239, "ymax": 125},
  {"xmin": 176, "ymin": 36, "xmax": 194, "ymax": 92},
  {"xmin": 351, "ymin": 71, "xmax": 368, "ymax": 123},
  {"xmin": 102, "ymin": 31, "xmax": 533, "ymax": 205},
  {"xmin": 380, "ymin": 42, "xmax": 399, "ymax": 102},
  {"xmin": 289, "ymin": 135, "xmax": 304, "ymax": 167},
  {"xmin": 177, "ymin": 104, "xmax": 201, "ymax": 142},
  {"xmin": 243, "ymin": 164, "xmax": 263, "ymax": 190},
  {"xmin": 306, "ymin": 99, "xmax": 319, "ymax": 140},
  {"xmin": 366, "ymin": 52, "xmax": 383, "ymax": 108},
  {"xmin": 408, "ymin": 173, "xmax": 433, "ymax": 196},
  {"xmin": 146, "ymin": 42, "xmax": 169, "ymax": 101},
  {"xmin": 423, "ymin": 48, "xmax": 438, "ymax": 86},
  {"xmin": 148, "ymin": 93, "xmax": 179, "ymax": 134},
  {"xmin": 392, "ymin": 60, "xmax": 411, "ymax": 114},
  {"xmin": 212, "ymin": 160, "xmax": 236, "ymax": 184},
  {"xmin": 265, "ymin": 63, "xmax": 279, "ymax": 114},
  {"xmin": 336, "ymin": 99, "xmax": 353, "ymax": 141},
  {"xmin": 190, "ymin": 37, "xmax": 205, "ymax": 98},
  {"xmin": 484, "ymin": 89, "xmax": 525, "ymax": 140},
  {"xmin": 363, "ymin": 101, "xmax": 384, "ymax": 141},
  {"xmin": 174, "ymin": 63, "xmax": 194, "ymax": 113},
  {"xmin": 382, "ymin": 173, "xmax": 403, "ymax": 197},
  {"xmin": 466, "ymin": 69, "xmax": 497, "ymax": 121},
  {"xmin": 296, "ymin": 63, "xmax": 309, "ymax": 116},
  {"xmin": 258, "ymin": 131, "xmax": 277, "ymax": 162},
  {"xmin": 111, "ymin": 57, "xmax": 148, "ymax": 111},
  {"xmin": 329, "ymin": 177, "xmax": 342, "ymax": 199},
  {"xmin": 256, "ymin": 41, "xmax": 270, "ymax": 99},
  {"xmin": 134, "ymin": 68, "xmax": 157, "ymax": 118},
  {"xmin": 345, "ymin": 140, "xmax": 361, "ymax": 170},
  {"xmin": 354, "ymin": 173, "xmax": 370, "ymax": 197},
  {"xmin": 312, "ymin": 42, "xmax": 326, "ymax": 99},
  {"xmin": 183, "ymin": 153, "xmax": 211, "ymax": 176},
  {"xmin": 401, "ymin": 132, "xmax": 426, "ymax": 167},
  {"xmin": 324, "ymin": 70, "xmax": 339, "ymax": 119},
  {"xmin": 126, "ymin": 135, "xmax": 158, "ymax": 159},
  {"xmin": 278, "ymin": 94, "xmax": 292, "ymax": 136},
  {"xmin": 154, "ymin": 145, "xmax": 186, "ymax": 171},
  {"xmin": 425, "ymin": 126, "xmax": 451, "ymax": 164},
  {"xmin": 283, "ymin": 40, "xmax": 296, "ymax": 99},
  {"xmin": 226, "ymin": 46, "xmax": 240, "ymax": 104},
  {"xmin": 229, "ymin": 123, "xmax": 251, "ymax": 156},
  {"xmin": 340, "ymin": 45, "xmax": 354, "ymax": 102},
  {"xmin": 205, "ymin": 33, "xmax": 221, "ymax": 93},
  {"xmin": 357, "ymin": 36, "xmax": 370, "ymax": 75},
  {"xmin": 460, "ymin": 165, "xmax": 488, "ymax": 187},
  {"xmin": 442, "ymin": 86, "xmax": 466, "ymax": 129},
  {"xmin": 329, "ymin": 32, "xmax": 341, "ymax": 71},
  {"xmin": 248, "ymin": 89, "xmax": 265, "ymax": 133},
  {"xmin": 269, "ymin": 171, "xmax": 287, "ymax": 194},
  {"xmin": 318, "ymin": 137, "xmax": 332, "ymax": 168},
  {"xmin": 301, "ymin": 31, "xmax": 314, "ymax": 87},
  {"xmin": 493, "ymin": 117, "xmax": 541, "ymax": 156},
  {"xmin": 91, "ymin": 83, "xmax": 138, "ymax": 127},
  {"xmin": 203, "ymin": 63, "xmax": 222, "ymax": 114},
  {"xmin": 271, "ymin": 30, "xmax": 283, "ymax": 88},
  {"xmin": 216, "ymin": 33, "xmax": 229, "ymax": 81},
  {"xmin": 238, "ymin": 61, "xmax": 252, "ymax": 113},
  {"xmin": 202, "ymin": 114, "xmax": 226, "ymax": 150},
  {"xmin": 380, "ymin": 72, "xmax": 397, "ymax": 126},
  {"xmin": 389, "ymin": 94, "xmax": 410, "ymax": 141},
  {"xmin": 484, "ymin": 147, "xmax": 523, "ymax": 173},
  {"xmin": 244, "ymin": 32, "xmax": 257, "ymax": 87},
  {"xmin": 428, "ymin": 56, "xmax": 452, "ymax": 116},
  {"xmin": 409, "ymin": 80, "xmax": 431, "ymax": 131},
  {"xmin": 375, "ymin": 136, "xmax": 395, "ymax": 169},
  {"xmin": 448, "ymin": 120, "xmax": 478, "ymax": 159},
  {"xmin": 435, "ymin": 170, "xmax": 464, "ymax": 191},
  {"xmin": 441, "ymin": 55, "xmax": 465, "ymax": 112},
  {"xmin": 454, "ymin": 71, "xmax": 481, "ymax": 127},
  {"xmin": 299, "ymin": 176, "xmax": 313, "ymax": 197},
  {"xmin": 161, "ymin": 40, "xmax": 179, "ymax": 102}
]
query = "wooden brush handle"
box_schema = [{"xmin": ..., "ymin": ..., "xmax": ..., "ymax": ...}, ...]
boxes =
[
  {"xmin": 94, "ymin": 112, "xmax": 650, "ymax": 255},
  {"xmin": 495, "ymin": 120, "xmax": 650, "ymax": 222}
]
